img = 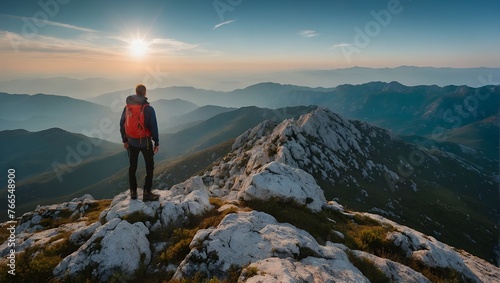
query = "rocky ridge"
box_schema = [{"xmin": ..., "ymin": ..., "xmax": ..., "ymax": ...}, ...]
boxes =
[{"xmin": 1, "ymin": 107, "xmax": 498, "ymax": 282}]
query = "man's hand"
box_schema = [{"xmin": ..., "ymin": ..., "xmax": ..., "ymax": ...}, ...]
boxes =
[
  {"xmin": 123, "ymin": 142, "xmax": 129, "ymax": 150},
  {"xmin": 154, "ymin": 145, "xmax": 159, "ymax": 154}
]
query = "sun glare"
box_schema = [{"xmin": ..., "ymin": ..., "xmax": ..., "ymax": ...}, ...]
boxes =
[{"xmin": 129, "ymin": 39, "xmax": 149, "ymax": 58}]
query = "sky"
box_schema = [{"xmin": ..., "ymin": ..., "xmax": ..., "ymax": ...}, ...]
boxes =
[{"xmin": 0, "ymin": 0, "xmax": 499, "ymax": 87}]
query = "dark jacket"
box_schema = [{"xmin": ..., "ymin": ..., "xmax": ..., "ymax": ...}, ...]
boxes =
[{"xmin": 120, "ymin": 95, "xmax": 159, "ymax": 148}]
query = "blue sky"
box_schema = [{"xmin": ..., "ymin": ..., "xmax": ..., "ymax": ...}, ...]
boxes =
[{"xmin": 0, "ymin": 0, "xmax": 499, "ymax": 81}]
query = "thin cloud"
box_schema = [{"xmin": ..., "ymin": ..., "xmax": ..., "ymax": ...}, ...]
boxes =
[
  {"xmin": 0, "ymin": 29, "xmax": 214, "ymax": 58},
  {"xmin": 299, "ymin": 30, "xmax": 319, "ymax": 38},
  {"xmin": 331, "ymin": 43, "xmax": 353, "ymax": 49},
  {"xmin": 0, "ymin": 14, "xmax": 97, "ymax": 33},
  {"xmin": 213, "ymin": 19, "xmax": 236, "ymax": 30},
  {"xmin": 0, "ymin": 14, "xmax": 217, "ymax": 57},
  {"xmin": 151, "ymin": 38, "xmax": 199, "ymax": 51},
  {"xmin": 0, "ymin": 30, "xmax": 115, "ymax": 55}
]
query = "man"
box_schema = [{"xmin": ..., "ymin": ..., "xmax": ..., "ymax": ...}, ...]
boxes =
[{"xmin": 120, "ymin": 84, "xmax": 160, "ymax": 201}]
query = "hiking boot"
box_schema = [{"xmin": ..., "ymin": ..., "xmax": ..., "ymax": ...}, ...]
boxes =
[
  {"xmin": 130, "ymin": 190, "xmax": 138, "ymax": 200},
  {"xmin": 143, "ymin": 191, "xmax": 159, "ymax": 201}
]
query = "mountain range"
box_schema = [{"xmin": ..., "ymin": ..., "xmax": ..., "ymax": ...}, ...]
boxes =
[
  {"xmin": 279, "ymin": 66, "xmax": 500, "ymax": 89},
  {"xmin": 1, "ymin": 81, "xmax": 497, "ymax": 215},
  {"xmin": 2, "ymin": 82, "xmax": 498, "ymax": 158},
  {"xmin": 0, "ymin": 108, "xmax": 498, "ymax": 282},
  {"xmin": 2, "ymin": 66, "xmax": 499, "ymax": 96}
]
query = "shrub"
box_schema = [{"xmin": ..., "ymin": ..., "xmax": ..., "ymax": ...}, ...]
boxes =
[
  {"xmin": 242, "ymin": 266, "xmax": 259, "ymax": 279},
  {"xmin": 13, "ymin": 246, "xmax": 61, "ymax": 283},
  {"xmin": 161, "ymin": 228, "xmax": 197, "ymax": 265},
  {"xmin": 354, "ymin": 226, "xmax": 387, "ymax": 252},
  {"xmin": 122, "ymin": 211, "xmax": 155, "ymax": 224}
]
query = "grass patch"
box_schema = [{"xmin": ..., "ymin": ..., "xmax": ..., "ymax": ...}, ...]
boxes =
[
  {"xmin": 45, "ymin": 231, "xmax": 80, "ymax": 259},
  {"xmin": 162, "ymin": 228, "xmax": 196, "ymax": 264},
  {"xmin": 84, "ymin": 199, "xmax": 112, "ymax": 224},
  {"xmin": 347, "ymin": 226, "xmax": 397, "ymax": 256},
  {"xmin": 39, "ymin": 209, "xmax": 79, "ymax": 229},
  {"xmin": 122, "ymin": 211, "xmax": 156, "ymax": 224},
  {"xmin": 0, "ymin": 221, "xmax": 17, "ymax": 244},
  {"xmin": 240, "ymin": 266, "xmax": 259, "ymax": 280}
]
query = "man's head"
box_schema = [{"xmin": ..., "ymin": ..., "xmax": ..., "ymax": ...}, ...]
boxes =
[{"xmin": 135, "ymin": 84, "xmax": 147, "ymax": 96}]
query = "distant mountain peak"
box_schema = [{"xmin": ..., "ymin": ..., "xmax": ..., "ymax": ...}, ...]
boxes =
[
  {"xmin": 240, "ymin": 81, "xmax": 286, "ymax": 90},
  {"xmin": 382, "ymin": 81, "xmax": 409, "ymax": 92},
  {"xmin": 239, "ymin": 82, "xmax": 312, "ymax": 93}
]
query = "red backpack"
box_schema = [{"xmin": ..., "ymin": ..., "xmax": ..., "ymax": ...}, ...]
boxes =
[{"xmin": 125, "ymin": 102, "xmax": 151, "ymax": 139}]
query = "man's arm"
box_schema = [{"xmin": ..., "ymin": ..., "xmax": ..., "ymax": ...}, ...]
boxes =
[
  {"xmin": 147, "ymin": 106, "xmax": 159, "ymax": 150},
  {"xmin": 119, "ymin": 107, "xmax": 129, "ymax": 149}
]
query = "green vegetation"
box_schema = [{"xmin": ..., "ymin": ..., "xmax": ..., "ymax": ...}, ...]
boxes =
[
  {"xmin": 167, "ymin": 265, "xmax": 243, "ymax": 283},
  {"xmin": 161, "ymin": 198, "xmax": 238, "ymax": 266},
  {"xmin": 0, "ymin": 231, "xmax": 79, "ymax": 283},
  {"xmin": 0, "ymin": 188, "xmax": 481, "ymax": 282},
  {"xmin": 245, "ymin": 197, "xmax": 474, "ymax": 283},
  {"xmin": 162, "ymin": 228, "xmax": 196, "ymax": 264},
  {"xmin": 122, "ymin": 211, "xmax": 156, "ymax": 224},
  {"xmin": 0, "ymin": 222, "xmax": 17, "ymax": 244},
  {"xmin": 39, "ymin": 208, "xmax": 79, "ymax": 229},
  {"xmin": 60, "ymin": 263, "xmax": 100, "ymax": 283},
  {"xmin": 85, "ymin": 199, "xmax": 112, "ymax": 224},
  {"xmin": 159, "ymin": 198, "xmax": 238, "ymax": 282},
  {"xmin": 240, "ymin": 266, "xmax": 259, "ymax": 280},
  {"xmin": 0, "ymin": 199, "xmax": 112, "ymax": 283},
  {"xmin": 315, "ymin": 142, "xmax": 499, "ymax": 265}
]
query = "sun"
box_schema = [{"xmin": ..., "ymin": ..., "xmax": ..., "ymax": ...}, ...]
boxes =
[{"xmin": 129, "ymin": 39, "xmax": 149, "ymax": 58}]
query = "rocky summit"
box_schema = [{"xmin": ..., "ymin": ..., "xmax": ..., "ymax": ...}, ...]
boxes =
[{"xmin": 1, "ymin": 108, "xmax": 498, "ymax": 282}]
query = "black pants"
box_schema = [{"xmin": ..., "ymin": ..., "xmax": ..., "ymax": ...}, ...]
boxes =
[{"xmin": 128, "ymin": 142, "xmax": 154, "ymax": 192}]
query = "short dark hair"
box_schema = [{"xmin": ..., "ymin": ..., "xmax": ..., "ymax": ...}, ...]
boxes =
[{"xmin": 135, "ymin": 84, "xmax": 146, "ymax": 96}]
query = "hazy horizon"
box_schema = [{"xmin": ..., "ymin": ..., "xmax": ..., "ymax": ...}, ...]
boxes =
[{"xmin": 1, "ymin": 66, "xmax": 500, "ymax": 100}]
